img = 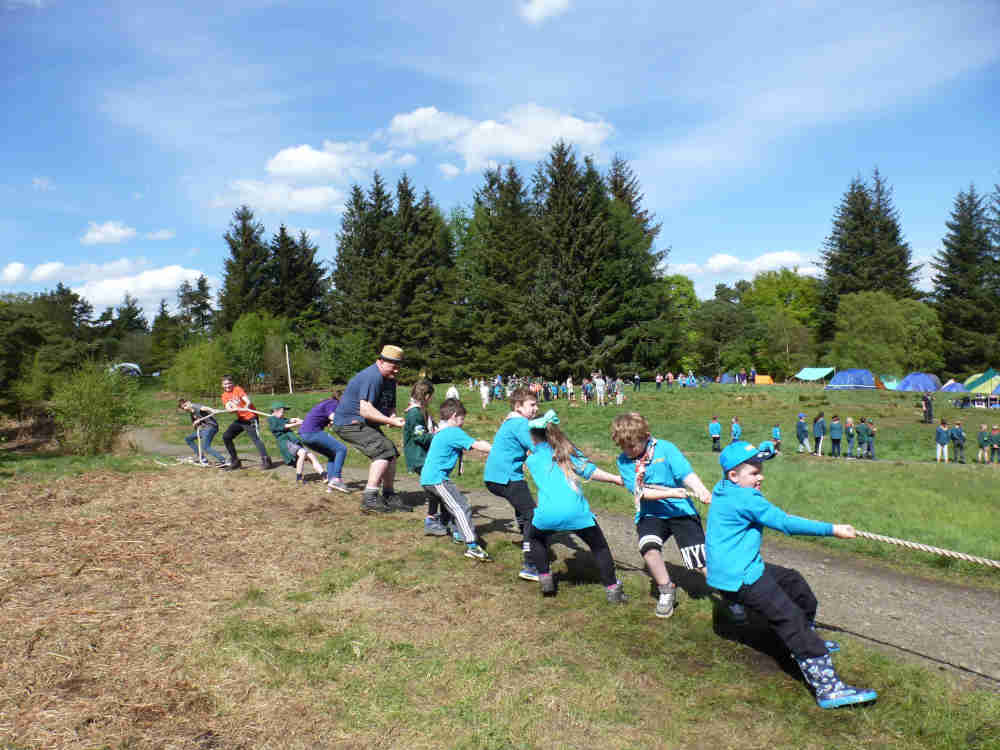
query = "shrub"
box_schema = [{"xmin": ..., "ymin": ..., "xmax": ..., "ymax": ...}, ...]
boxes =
[
  {"xmin": 322, "ymin": 331, "xmax": 371, "ymax": 384},
  {"xmin": 166, "ymin": 339, "xmax": 232, "ymax": 398},
  {"xmin": 49, "ymin": 364, "xmax": 140, "ymax": 455}
]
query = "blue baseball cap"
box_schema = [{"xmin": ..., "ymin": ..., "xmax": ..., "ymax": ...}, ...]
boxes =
[{"xmin": 720, "ymin": 441, "xmax": 778, "ymax": 472}]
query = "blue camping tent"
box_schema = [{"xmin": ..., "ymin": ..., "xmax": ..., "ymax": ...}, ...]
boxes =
[
  {"xmin": 825, "ymin": 369, "xmax": 876, "ymax": 390},
  {"xmin": 940, "ymin": 381, "xmax": 967, "ymax": 392},
  {"xmin": 897, "ymin": 372, "xmax": 942, "ymax": 392},
  {"xmin": 720, "ymin": 372, "xmax": 737, "ymax": 384}
]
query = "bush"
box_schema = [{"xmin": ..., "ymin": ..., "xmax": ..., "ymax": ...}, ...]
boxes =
[
  {"xmin": 228, "ymin": 312, "xmax": 290, "ymax": 386},
  {"xmin": 322, "ymin": 331, "xmax": 371, "ymax": 384},
  {"xmin": 49, "ymin": 364, "xmax": 140, "ymax": 455},
  {"xmin": 166, "ymin": 339, "xmax": 232, "ymax": 398}
]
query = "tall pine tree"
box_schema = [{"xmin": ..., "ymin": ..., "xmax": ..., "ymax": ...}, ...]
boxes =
[
  {"xmin": 217, "ymin": 205, "xmax": 270, "ymax": 331},
  {"xmin": 818, "ymin": 169, "xmax": 918, "ymax": 341},
  {"xmin": 930, "ymin": 185, "xmax": 998, "ymax": 375}
]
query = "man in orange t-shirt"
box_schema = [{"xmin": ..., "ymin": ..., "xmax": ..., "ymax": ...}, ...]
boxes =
[{"xmin": 220, "ymin": 375, "xmax": 273, "ymax": 471}]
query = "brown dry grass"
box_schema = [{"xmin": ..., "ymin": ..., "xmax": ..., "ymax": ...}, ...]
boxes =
[{"xmin": 2, "ymin": 466, "xmax": 997, "ymax": 750}]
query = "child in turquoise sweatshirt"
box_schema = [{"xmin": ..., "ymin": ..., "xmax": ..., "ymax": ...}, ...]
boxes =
[{"xmin": 705, "ymin": 441, "xmax": 877, "ymax": 709}]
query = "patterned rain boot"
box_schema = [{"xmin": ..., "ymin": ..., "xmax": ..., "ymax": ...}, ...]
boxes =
[{"xmin": 796, "ymin": 653, "xmax": 877, "ymax": 709}]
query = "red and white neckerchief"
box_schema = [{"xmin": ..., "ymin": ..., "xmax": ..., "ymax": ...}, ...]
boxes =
[{"xmin": 633, "ymin": 437, "xmax": 657, "ymax": 507}]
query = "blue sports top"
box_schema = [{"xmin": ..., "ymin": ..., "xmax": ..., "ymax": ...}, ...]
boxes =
[
  {"xmin": 524, "ymin": 441, "xmax": 598, "ymax": 531},
  {"xmin": 731, "ymin": 422, "xmax": 742, "ymax": 440},
  {"xmin": 829, "ymin": 420, "xmax": 843, "ymax": 439},
  {"xmin": 708, "ymin": 421, "xmax": 721, "ymax": 436},
  {"xmin": 771, "ymin": 426, "xmax": 781, "ymax": 440},
  {"xmin": 617, "ymin": 439, "xmax": 697, "ymax": 521},
  {"xmin": 420, "ymin": 426, "xmax": 475, "ymax": 485},
  {"xmin": 334, "ymin": 364, "xmax": 386, "ymax": 427},
  {"xmin": 706, "ymin": 479, "xmax": 833, "ymax": 591},
  {"xmin": 483, "ymin": 415, "xmax": 534, "ymax": 484},
  {"xmin": 796, "ymin": 419, "xmax": 808, "ymax": 440}
]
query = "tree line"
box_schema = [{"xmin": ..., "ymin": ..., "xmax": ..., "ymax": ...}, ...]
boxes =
[{"xmin": 2, "ymin": 141, "xmax": 999, "ymax": 409}]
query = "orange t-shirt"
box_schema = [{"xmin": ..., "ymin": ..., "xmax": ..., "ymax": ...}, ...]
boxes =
[{"xmin": 221, "ymin": 385, "xmax": 256, "ymax": 421}]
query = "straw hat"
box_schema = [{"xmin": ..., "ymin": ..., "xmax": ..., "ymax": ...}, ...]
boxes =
[{"xmin": 379, "ymin": 345, "xmax": 404, "ymax": 363}]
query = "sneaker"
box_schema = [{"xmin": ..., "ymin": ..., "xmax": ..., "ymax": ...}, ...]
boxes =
[
  {"xmin": 424, "ymin": 516, "xmax": 448, "ymax": 536},
  {"xmin": 655, "ymin": 583, "xmax": 676, "ymax": 619},
  {"xmin": 222, "ymin": 459, "xmax": 242, "ymax": 471},
  {"xmin": 606, "ymin": 581, "xmax": 626, "ymax": 604},
  {"xmin": 464, "ymin": 544, "xmax": 492, "ymax": 562},
  {"xmin": 539, "ymin": 573, "xmax": 556, "ymax": 596},
  {"xmin": 326, "ymin": 477, "xmax": 350, "ymax": 494},
  {"xmin": 382, "ymin": 491, "xmax": 411, "ymax": 512},
  {"xmin": 360, "ymin": 490, "xmax": 393, "ymax": 515},
  {"xmin": 518, "ymin": 564, "xmax": 540, "ymax": 582}
]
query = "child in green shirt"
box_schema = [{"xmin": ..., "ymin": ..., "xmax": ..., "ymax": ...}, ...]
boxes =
[{"xmin": 268, "ymin": 403, "xmax": 325, "ymax": 484}]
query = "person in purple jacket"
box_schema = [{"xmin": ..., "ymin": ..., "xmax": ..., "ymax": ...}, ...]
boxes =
[{"xmin": 299, "ymin": 391, "xmax": 351, "ymax": 493}]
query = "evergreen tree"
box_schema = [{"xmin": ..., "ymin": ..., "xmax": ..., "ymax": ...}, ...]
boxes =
[
  {"xmin": 149, "ymin": 298, "xmax": 182, "ymax": 371},
  {"xmin": 112, "ymin": 293, "xmax": 149, "ymax": 335},
  {"xmin": 456, "ymin": 164, "xmax": 538, "ymax": 373},
  {"xmin": 217, "ymin": 205, "xmax": 270, "ymax": 331},
  {"xmin": 330, "ymin": 174, "xmax": 396, "ymax": 347},
  {"xmin": 607, "ymin": 154, "xmax": 662, "ymax": 243},
  {"xmin": 258, "ymin": 225, "xmax": 327, "ymax": 325},
  {"xmin": 818, "ymin": 170, "xmax": 918, "ymax": 341},
  {"xmin": 177, "ymin": 274, "xmax": 214, "ymax": 338},
  {"xmin": 930, "ymin": 185, "xmax": 998, "ymax": 375}
]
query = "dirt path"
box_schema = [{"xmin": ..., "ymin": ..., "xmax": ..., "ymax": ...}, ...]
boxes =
[{"xmin": 129, "ymin": 429, "xmax": 1000, "ymax": 690}]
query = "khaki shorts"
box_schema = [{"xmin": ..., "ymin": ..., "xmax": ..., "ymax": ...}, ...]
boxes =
[{"xmin": 334, "ymin": 422, "xmax": 399, "ymax": 461}]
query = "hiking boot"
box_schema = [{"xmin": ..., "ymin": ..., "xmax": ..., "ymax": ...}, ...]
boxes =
[
  {"xmin": 424, "ymin": 516, "xmax": 448, "ymax": 536},
  {"xmin": 655, "ymin": 583, "xmax": 676, "ymax": 619},
  {"xmin": 796, "ymin": 653, "xmax": 877, "ymax": 709},
  {"xmin": 518, "ymin": 564, "xmax": 540, "ymax": 582},
  {"xmin": 360, "ymin": 490, "xmax": 393, "ymax": 514},
  {"xmin": 464, "ymin": 544, "xmax": 491, "ymax": 562},
  {"xmin": 326, "ymin": 477, "xmax": 350, "ymax": 494},
  {"xmin": 382, "ymin": 491, "xmax": 411, "ymax": 512},
  {"xmin": 222, "ymin": 459, "xmax": 242, "ymax": 471},
  {"xmin": 539, "ymin": 573, "xmax": 556, "ymax": 596},
  {"xmin": 606, "ymin": 581, "xmax": 626, "ymax": 604}
]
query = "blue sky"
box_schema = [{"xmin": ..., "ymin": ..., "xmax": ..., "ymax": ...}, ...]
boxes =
[{"xmin": 2, "ymin": 0, "xmax": 998, "ymax": 315}]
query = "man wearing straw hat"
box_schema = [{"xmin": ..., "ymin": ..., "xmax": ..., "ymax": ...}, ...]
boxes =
[{"xmin": 334, "ymin": 345, "xmax": 408, "ymax": 514}]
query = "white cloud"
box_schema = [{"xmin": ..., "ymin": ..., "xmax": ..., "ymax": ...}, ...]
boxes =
[
  {"xmin": 519, "ymin": 0, "xmax": 571, "ymax": 24},
  {"xmin": 265, "ymin": 141, "xmax": 416, "ymax": 182},
  {"xmin": 24, "ymin": 258, "xmax": 151, "ymax": 284},
  {"xmin": 670, "ymin": 250, "xmax": 822, "ymax": 299},
  {"xmin": 387, "ymin": 103, "xmax": 613, "ymax": 172},
  {"xmin": 81, "ymin": 220, "xmax": 137, "ymax": 245},
  {"xmin": 213, "ymin": 180, "xmax": 344, "ymax": 214},
  {"xmin": 438, "ymin": 163, "xmax": 461, "ymax": 179},
  {"xmin": 31, "ymin": 176, "xmax": 54, "ymax": 191},
  {"xmin": 145, "ymin": 229, "xmax": 176, "ymax": 240},
  {"xmin": 1, "ymin": 262, "xmax": 26, "ymax": 283},
  {"xmin": 73, "ymin": 265, "xmax": 217, "ymax": 317},
  {"xmin": 29, "ymin": 262, "xmax": 65, "ymax": 282}
]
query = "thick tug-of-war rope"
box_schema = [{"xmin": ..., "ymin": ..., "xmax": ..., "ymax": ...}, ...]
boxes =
[
  {"xmin": 650, "ymin": 486, "xmax": 999, "ymax": 569},
  {"xmin": 855, "ymin": 530, "xmax": 1000, "ymax": 569}
]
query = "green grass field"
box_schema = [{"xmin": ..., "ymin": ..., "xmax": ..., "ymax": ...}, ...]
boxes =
[
  {"xmin": 2, "ymin": 382, "xmax": 999, "ymax": 748},
  {"xmin": 121, "ymin": 381, "xmax": 1000, "ymax": 585}
]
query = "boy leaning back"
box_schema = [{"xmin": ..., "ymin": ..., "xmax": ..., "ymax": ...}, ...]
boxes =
[
  {"xmin": 612, "ymin": 412, "xmax": 714, "ymax": 619},
  {"xmin": 706, "ymin": 441, "xmax": 877, "ymax": 708},
  {"xmin": 420, "ymin": 398, "xmax": 493, "ymax": 561}
]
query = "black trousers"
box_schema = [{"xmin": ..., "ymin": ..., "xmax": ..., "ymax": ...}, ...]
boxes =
[
  {"xmin": 726, "ymin": 563, "xmax": 827, "ymax": 659},
  {"xmin": 485, "ymin": 480, "xmax": 536, "ymax": 534},
  {"xmin": 222, "ymin": 418, "xmax": 270, "ymax": 462},
  {"xmin": 526, "ymin": 523, "xmax": 617, "ymax": 587}
]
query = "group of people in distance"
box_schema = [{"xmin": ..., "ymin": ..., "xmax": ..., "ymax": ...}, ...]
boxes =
[
  {"xmin": 938, "ymin": 420, "xmax": 1000, "ymax": 464},
  {"xmin": 180, "ymin": 345, "xmax": 877, "ymax": 709},
  {"xmin": 796, "ymin": 412, "xmax": 878, "ymax": 459}
]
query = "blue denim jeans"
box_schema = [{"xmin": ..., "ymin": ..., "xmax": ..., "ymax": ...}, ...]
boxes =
[
  {"xmin": 299, "ymin": 430, "xmax": 347, "ymax": 480},
  {"xmin": 185, "ymin": 424, "xmax": 226, "ymax": 463}
]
